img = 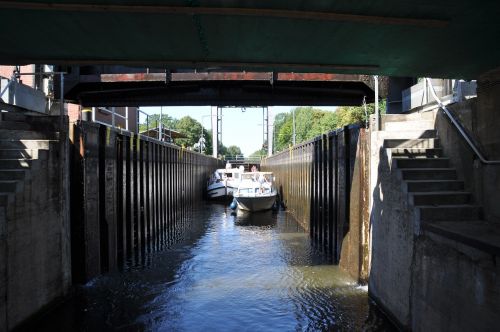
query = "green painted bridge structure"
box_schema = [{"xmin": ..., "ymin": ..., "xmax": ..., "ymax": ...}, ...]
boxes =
[{"xmin": 0, "ymin": 0, "xmax": 499, "ymax": 78}]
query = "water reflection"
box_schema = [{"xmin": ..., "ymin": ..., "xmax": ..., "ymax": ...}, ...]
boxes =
[{"xmin": 30, "ymin": 203, "xmax": 394, "ymax": 332}]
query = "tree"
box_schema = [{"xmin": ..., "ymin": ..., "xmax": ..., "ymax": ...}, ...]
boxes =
[
  {"xmin": 138, "ymin": 113, "xmax": 216, "ymax": 155},
  {"xmin": 335, "ymin": 99, "xmax": 387, "ymax": 128},
  {"xmin": 175, "ymin": 116, "xmax": 205, "ymax": 150},
  {"xmin": 225, "ymin": 145, "xmax": 242, "ymax": 157},
  {"xmin": 249, "ymin": 148, "xmax": 267, "ymax": 159},
  {"xmin": 271, "ymin": 101, "xmax": 386, "ymax": 153},
  {"xmin": 138, "ymin": 113, "xmax": 177, "ymax": 133}
]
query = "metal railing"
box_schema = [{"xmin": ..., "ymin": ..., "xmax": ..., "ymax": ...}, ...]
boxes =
[
  {"xmin": 137, "ymin": 108, "xmax": 150, "ymax": 132},
  {"xmin": 0, "ymin": 70, "xmax": 65, "ymax": 129},
  {"xmin": 224, "ymin": 155, "xmax": 263, "ymax": 162},
  {"xmin": 426, "ymin": 78, "xmax": 500, "ymax": 165},
  {"xmin": 136, "ymin": 109, "xmax": 176, "ymax": 142},
  {"xmin": 92, "ymin": 106, "xmax": 129, "ymax": 131}
]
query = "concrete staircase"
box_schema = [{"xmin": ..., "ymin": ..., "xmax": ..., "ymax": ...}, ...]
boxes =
[
  {"xmin": 0, "ymin": 112, "xmax": 68, "ymax": 331},
  {"xmin": 0, "ymin": 113, "xmax": 57, "ymax": 214},
  {"xmin": 383, "ymin": 111, "xmax": 500, "ymax": 255}
]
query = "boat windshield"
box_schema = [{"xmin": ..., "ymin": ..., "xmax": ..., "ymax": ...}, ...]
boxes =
[
  {"xmin": 238, "ymin": 187, "xmax": 272, "ymax": 195},
  {"xmin": 241, "ymin": 172, "xmax": 273, "ymax": 183}
]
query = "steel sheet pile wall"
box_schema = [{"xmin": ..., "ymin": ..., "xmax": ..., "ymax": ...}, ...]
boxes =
[
  {"xmin": 262, "ymin": 126, "xmax": 370, "ymax": 281},
  {"xmin": 70, "ymin": 122, "xmax": 222, "ymax": 283},
  {"xmin": 261, "ymin": 140, "xmax": 314, "ymax": 230}
]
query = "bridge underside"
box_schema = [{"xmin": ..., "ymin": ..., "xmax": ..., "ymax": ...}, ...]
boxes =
[
  {"xmin": 1, "ymin": 1, "xmax": 499, "ymax": 78},
  {"xmin": 64, "ymin": 71, "xmax": 375, "ymax": 106}
]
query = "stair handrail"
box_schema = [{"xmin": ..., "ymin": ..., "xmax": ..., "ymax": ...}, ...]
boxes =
[{"xmin": 426, "ymin": 77, "xmax": 500, "ymax": 165}]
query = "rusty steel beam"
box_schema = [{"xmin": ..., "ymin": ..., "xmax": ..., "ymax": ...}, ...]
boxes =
[
  {"xmin": 169, "ymin": 72, "xmax": 272, "ymax": 81},
  {"xmin": 80, "ymin": 72, "xmax": 369, "ymax": 83},
  {"xmin": 276, "ymin": 73, "xmax": 364, "ymax": 82},
  {"xmin": 0, "ymin": 2, "xmax": 449, "ymax": 28}
]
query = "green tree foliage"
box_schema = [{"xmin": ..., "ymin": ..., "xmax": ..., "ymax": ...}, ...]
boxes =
[
  {"xmin": 273, "ymin": 101, "xmax": 386, "ymax": 153},
  {"xmin": 139, "ymin": 114, "xmax": 213, "ymax": 155},
  {"xmin": 138, "ymin": 113, "xmax": 177, "ymax": 133},
  {"xmin": 175, "ymin": 116, "xmax": 205, "ymax": 149},
  {"xmin": 249, "ymin": 148, "xmax": 267, "ymax": 159},
  {"xmin": 334, "ymin": 99, "xmax": 386, "ymax": 128},
  {"xmin": 225, "ymin": 145, "xmax": 242, "ymax": 157}
]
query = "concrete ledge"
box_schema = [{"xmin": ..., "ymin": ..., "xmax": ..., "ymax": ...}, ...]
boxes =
[{"xmin": 422, "ymin": 221, "xmax": 500, "ymax": 256}]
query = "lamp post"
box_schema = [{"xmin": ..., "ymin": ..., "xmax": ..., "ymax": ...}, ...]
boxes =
[{"xmin": 292, "ymin": 107, "xmax": 296, "ymax": 146}]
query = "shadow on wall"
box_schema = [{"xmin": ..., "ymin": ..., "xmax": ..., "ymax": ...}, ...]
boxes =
[
  {"xmin": 368, "ymin": 127, "xmax": 451, "ymax": 330},
  {"xmin": 0, "ymin": 115, "xmax": 71, "ymax": 331},
  {"xmin": 368, "ymin": 143, "xmax": 415, "ymax": 329}
]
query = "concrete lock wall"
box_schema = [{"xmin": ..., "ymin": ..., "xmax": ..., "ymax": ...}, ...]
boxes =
[
  {"xmin": 70, "ymin": 121, "xmax": 222, "ymax": 283},
  {"xmin": 0, "ymin": 123, "xmax": 71, "ymax": 330},
  {"xmin": 262, "ymin": 126, "xmax": 371, "ymax": 282},
  {"xmin": 369, "ymin": 129, "xmax": 417, "ymax": 328}
]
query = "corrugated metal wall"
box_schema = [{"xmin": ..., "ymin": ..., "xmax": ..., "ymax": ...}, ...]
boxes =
[
  {"xmin": 262, "ymin": 126, "xmax": 370, "ymax": 281},
  {"xmin": 70, "ymin": 122, "xmax": 222, "ymax": 283}
]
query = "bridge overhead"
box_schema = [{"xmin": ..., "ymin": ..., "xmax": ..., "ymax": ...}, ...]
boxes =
[
  {"xmin": 0, "ymin": 1, "xmax": 499, "ymax": 78},
  {"xmin": 64, "ymin": 70, "xmax": 376, "ymax": 106}
]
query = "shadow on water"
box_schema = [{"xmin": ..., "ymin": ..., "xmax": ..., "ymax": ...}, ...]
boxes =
[
  {"xmin": 24, "ymin": 203, "xmax": 395, "ymax": 332},
  {"xmin": 232, "ymin": 209, "xmax": 278, "ymax": 227}
]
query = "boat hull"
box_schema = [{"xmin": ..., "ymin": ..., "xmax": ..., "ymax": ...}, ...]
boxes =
[
  {"xmin": 226, "ymin": 185, "xmax": 238, "ymax": 196},
  {"xmin": 234, "ymin": 193, "xmax": 277, "ymax": 212},
  {"xmin": 207, "ymin": 184, "xmax": 227, "ymax": 199}
]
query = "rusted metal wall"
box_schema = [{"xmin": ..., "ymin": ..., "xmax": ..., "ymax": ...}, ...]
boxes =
[
  {"xmin": 262, "ymin": 126, "xmax": 370, "ymax": 282},
  {"xmin": 70, "ymin": 121, "xmax": 222, "ymax": 283}
]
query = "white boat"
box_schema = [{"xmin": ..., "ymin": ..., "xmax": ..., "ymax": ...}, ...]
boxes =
[
  {"xmin": 233, "ymin": 172, "xmax": 277, "ymax": 212},
  {"xmin": 206, "ymin": 165, "xmax": 243, "ymax": 200}
]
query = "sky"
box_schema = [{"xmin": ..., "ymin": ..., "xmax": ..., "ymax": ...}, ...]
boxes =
[{"xmin": 140, "ymin": 106, "xmax": 337, "ymax": 156}]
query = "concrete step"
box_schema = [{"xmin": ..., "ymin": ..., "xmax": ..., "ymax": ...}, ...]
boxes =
[
  {"xmin": 0, "ymin": 121, "xmax": 33, "ymax": 131},
  {"xmin": 0, "ymin": 149, "xmax": 47, "ymax": 160},
  {"xmin": 0, "ymin": 149, "xmax": 35, "ymax": 159},
  {"xmin": 382, "ymin": 111, "xmax": 436, "ymax": 123},
  {"xmin": 0, "ymin": 139, "xmax": 54, "ymax": 149},
  {"xmin": 422, "ymin": 221, "xmax": 500, "ymax": 256},
  {"xmin": 411, "ymin": 191, "xmax": 471, "ymax": 206},
  {"xmin": 0, "ymin": 113, "xmax": 61, "ymax": 131},
  {"xmin": 384, "ymin": 138, "xmax": 440, "ymax": 149},
  {"xmin": 0, "ymin": 180, "xmax": 19, "ymax": 193},
  {"xmin": 390, "ymin": 148, "xmax": 443, "ymax": 158},
  {"xmin": 418, "ymin": 205, "xmax": 482, "ymax": 222},
  {"xmin": 394, "ymin": 158, "xmax": 449, "ymax": 169},
  {"xmin": 384, "ymin": 120, "xmax": 435, "ymax": 132},
  {"xmin": 405, "ymin": 180, "xmax": 464, "ymax": 192},
  {"xmin": 1, "ymin": 112, "xmax": 45, "ymax": 122},
  {"xmin": 379, "ymin": 129, "xmax": 437, "ymax": 140},
  {"xmin": 0, "ymin": 169, "xmax": 26, "ymax": 181},
  {"xmin": 401, "ymin": 168, "xmax": 457, "ymax": 180},
  {"xmin": 0, "ymin": 130, "xmax": 59, "ymax": 140},
  {"xmin": 0, "ymin": 159, "xmax": 32, "ymax": 169}
]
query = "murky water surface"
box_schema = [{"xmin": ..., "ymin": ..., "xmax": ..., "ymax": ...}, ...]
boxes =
[{"xmin": 34, "ymin": 204, "xmax": 394, "ymax": 331}]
